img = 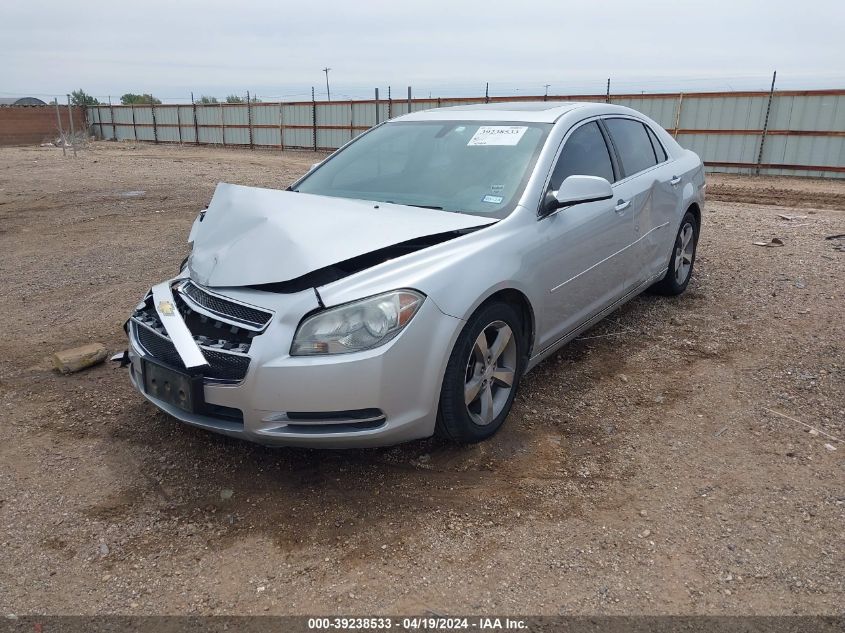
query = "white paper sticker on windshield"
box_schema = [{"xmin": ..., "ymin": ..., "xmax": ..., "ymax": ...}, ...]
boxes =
[{"xmin": 467, "ymin": 126, "xmax": 528, "ymax": 146}]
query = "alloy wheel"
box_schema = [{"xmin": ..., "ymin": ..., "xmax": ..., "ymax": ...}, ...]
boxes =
[
  {"xmin": 464, "ymin": 320, "xmax": 517, "ymax": 426},
  {"xmin": 674, "ymin": 222, "xmax": 695, "ymax": 285}
]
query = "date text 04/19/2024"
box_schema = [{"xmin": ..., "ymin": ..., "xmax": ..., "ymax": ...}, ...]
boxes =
[{"xmin": 307, "ymin": 617, "xmax": 528, "ymax": 630}]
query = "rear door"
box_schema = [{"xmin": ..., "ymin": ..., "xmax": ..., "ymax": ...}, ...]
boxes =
[
  {"xmin": 642, "ymin": 124, "xmax": 683, "ymax": 278},
  {"xmin": 601, "ymin": 118, "xmax": 676, "ymax": 285},
  {"xmin": 533, "ymin": 120, "xmax": 633, "ymax": 352}
]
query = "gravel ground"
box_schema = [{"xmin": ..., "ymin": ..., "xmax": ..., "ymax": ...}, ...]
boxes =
[{"xmin": 0, "ymin": 142, "xmax": 843, "ymax": 616}]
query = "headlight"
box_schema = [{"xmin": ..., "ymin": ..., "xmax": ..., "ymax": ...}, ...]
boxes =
[{"xmin": 290, "ymin": 290, "xmax": 425, "ymax": 356}]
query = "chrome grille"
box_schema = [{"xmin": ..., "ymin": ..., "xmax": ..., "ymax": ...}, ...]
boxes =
[{"xmin": 180, "ymin": 281, "xmax": 272, "ymax": 329}]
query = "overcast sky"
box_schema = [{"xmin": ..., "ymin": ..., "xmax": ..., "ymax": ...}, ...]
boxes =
[{"xmin": 2, "ymin": 0, "xmax": 843, "ymax": 102}]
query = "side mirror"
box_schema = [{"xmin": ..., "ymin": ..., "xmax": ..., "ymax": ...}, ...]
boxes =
[{"xmin": 543, "ymin": 175, "xmax": 613, "ymax": 215}]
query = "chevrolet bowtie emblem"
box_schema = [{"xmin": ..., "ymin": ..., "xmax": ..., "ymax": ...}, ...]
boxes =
[{"xmin": 157, "ymin": 300, "xmax": 176, "ymax": 316}]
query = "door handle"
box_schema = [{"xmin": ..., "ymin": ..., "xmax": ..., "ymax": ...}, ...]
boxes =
[
  {"xmin": 670, "ymin": 175, "xmax": 682, "ymax": 186},
  {"xmin": 614, "ymin": 199, "xmax": 630, "ymax": 213}
]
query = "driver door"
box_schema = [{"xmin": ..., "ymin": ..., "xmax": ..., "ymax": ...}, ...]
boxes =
[{"xmin": 530, "ymin": 120, "xmax": 635, "ymax": 352}]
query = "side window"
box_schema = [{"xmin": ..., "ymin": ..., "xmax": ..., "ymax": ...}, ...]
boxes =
[
  {"xmin": 549, "ymin": 121, "xmax": 615, "ymax": 190},
  {"xmin": 645, "ymin": 125, "xmax": 668, "ymax": 162},
  {"xmin": 604, "ymin": 118, "xmax": 659, "ymax": 177}
]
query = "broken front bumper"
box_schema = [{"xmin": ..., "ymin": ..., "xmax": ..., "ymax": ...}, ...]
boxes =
[{"xmin": 126, "ymin": 278, "xmax": 462, "ymax": 448}]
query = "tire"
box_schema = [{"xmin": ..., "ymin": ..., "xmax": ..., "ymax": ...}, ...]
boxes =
[
  {"xmin": 436, "ymin": 301, "xmax": 524, "ymax": 443},
  {"xmin": 650, "ymin": 210, "xmax": 699, "ymax": 296}
]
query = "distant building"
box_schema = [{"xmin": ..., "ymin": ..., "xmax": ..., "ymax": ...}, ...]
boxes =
[{"xmin": 0, "ymin": 97, "xmax": 48, "ymax": 106}]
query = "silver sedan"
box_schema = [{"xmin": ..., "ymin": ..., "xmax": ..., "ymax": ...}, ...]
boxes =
[{"xmin": 123, "ymin": 101, "xmax": 705, "ymax": 447}]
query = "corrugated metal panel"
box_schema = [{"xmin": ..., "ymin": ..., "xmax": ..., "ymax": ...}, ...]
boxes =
[
  {"xmin": 254, "ymin": 127, "xmax": 280, "ymax": 146},
  {"xmin": 765, "ymin": 134, "xmax": 844, "ymax": 170},
  {"xmin": 90, "ymin": 106, "xmax": 117, "ymax": 140},
  {"xmin": 177, "ymin": 106, "xmax": 195, "ymax": 143},
  {"xmin": 678, "ymin": 133, "xmax": 760, "ymax": 164},
  {"xmin": 252, "ymin": 103, "xmax": 280, "ymax": 126},
  {"xmin": 771, "ymin": 94, "xmax": 843, "ymax": 130},
  {"xmin": 284, "ymin": 127, "xmax": 312, "ymax": 149},
  {"xmin": 612, "ymin": 96, "xmax": 678, "ymax": 128},
  {"xmin": 195, "ymin": 105, "xmax": 223, "ymax": 144},
  {"xmin": 353, "ymin": 102, "xmax": 375, "ymax": 127}
]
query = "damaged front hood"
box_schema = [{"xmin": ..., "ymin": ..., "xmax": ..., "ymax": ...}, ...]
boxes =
[{"xmin": 188, "ymin": 183, "xmax": 496, "ymax": 288}]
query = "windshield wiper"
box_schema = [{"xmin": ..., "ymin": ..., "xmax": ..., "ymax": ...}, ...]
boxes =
[
  {"xmin": 382, "ymin": 200, "xmax": 444, "ymax": 210},
  {"xmin": 406, "ymin": 203, "xmax": 444, "ymax": 210}
]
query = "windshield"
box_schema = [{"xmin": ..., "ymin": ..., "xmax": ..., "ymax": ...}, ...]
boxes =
[{"xmin": 293, "ymin": 120, "xmax": 551, "ymax": 218}]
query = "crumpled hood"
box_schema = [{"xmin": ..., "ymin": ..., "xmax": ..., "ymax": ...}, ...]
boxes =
[{"xmin": 188, "ymin": 183, "xmax": 496, "ymax": 288}]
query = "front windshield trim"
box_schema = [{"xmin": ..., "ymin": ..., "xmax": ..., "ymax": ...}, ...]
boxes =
[{"xmin": 291, "ymin": 120, "xmax": 552, "ymax": 220}]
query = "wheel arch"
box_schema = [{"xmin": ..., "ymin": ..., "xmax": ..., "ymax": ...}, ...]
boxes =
[
  {"xmin": 686, "ymin": 201, "xmax": 701, "ymax": 229},
  {"xmin": 472, "ymin": 287, "xmax": 536, "ymax": 366}
]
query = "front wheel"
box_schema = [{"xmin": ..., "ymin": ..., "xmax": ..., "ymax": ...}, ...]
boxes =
[
  {"xmin": 651, "ymin": 211, "xmax": 699, "ymax": 296},
  {"xmin": 436, "ymin": 301, "xmax": 524, "ymax": 443}
]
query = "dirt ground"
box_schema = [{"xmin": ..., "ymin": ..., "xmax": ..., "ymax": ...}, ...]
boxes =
[{"xmin": 0, "ymin": 142, "xmax": 842, "ymax": 616}]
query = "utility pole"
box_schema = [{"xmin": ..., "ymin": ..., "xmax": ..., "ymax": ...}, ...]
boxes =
[{"xmin": 322, "ymin": 67, "xmax": 332, "ymax": 101}]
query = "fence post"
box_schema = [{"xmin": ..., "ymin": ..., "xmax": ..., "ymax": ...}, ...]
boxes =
[
  {"xmin": 54, "ymin": 99, "xmax": 66, "ymax": 157},
  {"xmin": 108, "ymin": 96, "xmax": 117, "ymax": 140},
  {"xmin": 349, "ymin": 101, "xmax": 354, "ymax": 141},
  {"xmin": 220, "ymin": 102, "xmax": 226, "ymax": 147},
  {"xmin": 66, "ymin": 95, "xmax": 77, "ymax": 158},
  {"xmin": 96, "ymin": 104, "xmax": 104, "ymax": 139},
  {"xmin": 279, "ymin": 101, "xmax": 285, "ymax": 151},
  {"xmin": 485, "ymin": 82, "xmax": 489, "ymax": 104},
  {"xmin": 176, "ymin": 104, "xmax": 183, "ymax": 145},
  {"xmin": 672, "ymin": 93, "xmax": 684, "ymax": 138},
  {"xmin": 407, "ymin": 86, "xmax": 412, "ymax": 113},
  {"xmin": 191, "ymin": 93, "xmax": 199, "ymax": 145},
  {"xmin": 247, "ymin": 91, "xmax": 254, "ymax": 150},
  {"xmin": 388, "ymin": 86, "xmax": 392, "ymax": 119},
  {"xmin": 374, "ymin": 88, "xmax": 380, "ymax": 124},
  {"xmin": 151, "ymin": 99, "xmax": 158, "ymax": 143},
  {"xmin": 606, "ymin": 78, "xmax": 611, "ymax": 103},
  {"xmin": 131, "ymin": 104, "xmax": 137, "ymax": 141},
  {"xmin": 755, "ymin": 70, "xmax": 777, "ymax": 176},
  {"xmin": 311, "ymin": 86, "xmax": 317, "ymax": 152}
]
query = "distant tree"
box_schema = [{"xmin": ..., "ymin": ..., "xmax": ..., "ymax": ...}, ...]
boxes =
[
  {"xmin": 225, "ymin": 94, "xmax": 244, "ymax": 104},
  {"xmin": 198, "ymin": 95, "xmax": 219, "ymax": 104},
  {"xmin": 120, "ymin": 93, "xmax": 162, "ymax": 105},
  {"xmin": 250, "ymin": 95, "xmax": 262, "ymax": 103},
  {"xmin": 70, "ymin": 89, "xmax": 100, "ymax": 106}
]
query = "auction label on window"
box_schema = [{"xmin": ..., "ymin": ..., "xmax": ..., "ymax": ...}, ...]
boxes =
[{"xmin": 467, "ymin": 126, "xmax": 527, "ymax": 146}]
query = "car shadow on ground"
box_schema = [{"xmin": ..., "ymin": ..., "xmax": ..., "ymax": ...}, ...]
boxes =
[{"xmin": 82, "ymin": 294, "xmax": 679, "ymax": 556}]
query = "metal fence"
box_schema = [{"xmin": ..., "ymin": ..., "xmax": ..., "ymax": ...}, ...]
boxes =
[{"xmin": 88, "ymin": 89, "xmax": 845, "ymax": 178}]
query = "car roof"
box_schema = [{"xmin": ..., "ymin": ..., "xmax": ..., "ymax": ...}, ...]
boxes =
[{"xmin": 396, "ymin": 101, "xmax": 639, "ymax": 124}]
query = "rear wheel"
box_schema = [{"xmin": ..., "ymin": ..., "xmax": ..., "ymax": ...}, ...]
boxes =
[
  {"xmin": 436, "ymin": 301, "xmax": 524, "ymax": 443},
  {"xmin": 651, "ymin": 211, "xmax": 699, "ymax": 296}
]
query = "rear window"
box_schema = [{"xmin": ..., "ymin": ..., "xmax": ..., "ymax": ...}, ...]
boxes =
[
  {"xmin": 604, "ymin": 118, "xmax": 658, "ymax": 177},
  {"xmin": 646, "ymin": 125, "xmax": 668, "ymax": 162}
]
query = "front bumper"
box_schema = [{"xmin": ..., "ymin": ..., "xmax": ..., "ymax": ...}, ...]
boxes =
[{"xmin": 126, "ymin": 280, "xmax": 463, "ymax": 448}]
